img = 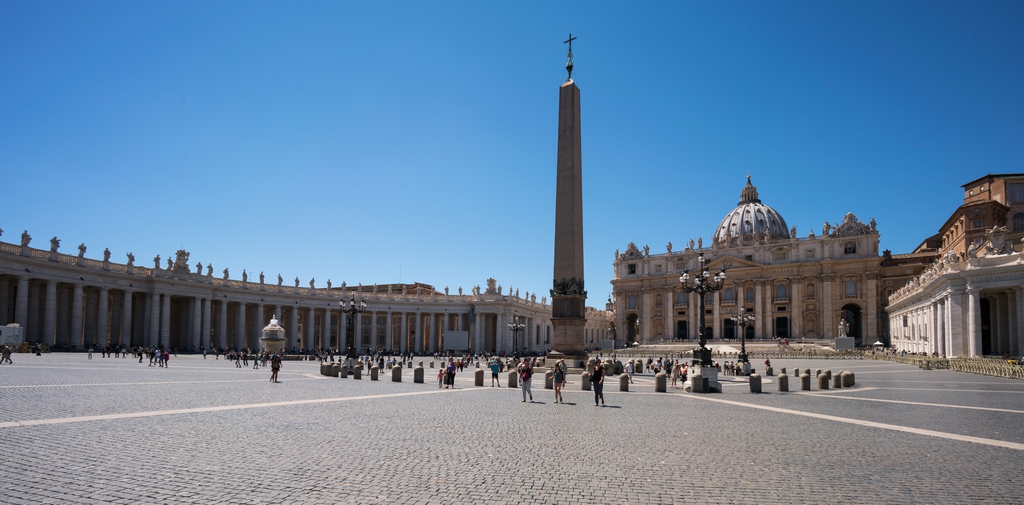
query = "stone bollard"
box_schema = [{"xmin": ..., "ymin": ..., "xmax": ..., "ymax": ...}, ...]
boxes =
[
  {"xmin": 370, "ymin": 366, "xmax": 379, "ymax": 381},
  {"xmin": 414, "ymin": 366, "xmax": 424, "ymax": 384},
  {"xmin": 815, "ymin": 369, "xmax": 822, "ymax": 378},
  {"xmin": 800, "ymin": 373, "xmax": 811, "ymax": 391},
  {"xmin": 832, "ymin": 373, "xmax": 842, "ymax": 389},
  {"xmin": 507, "ymin": 370, "xmax": 517, "ymax": 388},
  {"xmin": 475, "ymin": 368, "xmax": 484, "ymax": 387},
  {"xmin": 545, "ymin": 370, "xmax": 554, "ymax": 390},
  {"xmin": 581, "ymin": 372, "xmax": 591, "ymax": 391},
  {"xmin": 777, "ymin": 373, "xmax": 789, "ymax": 392},
  {"xmin": 803, "ymin": 368, "xmax": 811, "ymax": 377},
  {"xmin": 392, "ymin": 366, "xmax": 402, "ymax": 382},
  {"xmin": 824, "ymin": 370, "xmax": 832, "ymax": 380},
  {"xmin": 765, "ymin": 366, "xmax": 773, "ymax": 377},
  {"xmin": 430, "ymin": 361, "xmax": 435, "ymax": 368},
  {"xmin": 586, "ymin": 359, "xmax": 596, "ymax": 375},
  {"xmin": 603, "ymin": 361, "xmax": 614, "ymax": 378},
  {"xmin": 841, "ymin": 371, "xmax": 855, "ymax": 387},
  {"xmin": 331, "ymin": 363, "xmax": 341, "ymax": 377},
  {"xmin": 619, "ymin": 373, "xmax": 629, "ymax": 392},
  {"xmin": 817, "ymin": 374, "xmax": 829, "ymax": 390},
  {"xmin": 339, "ymin": 365, "xmax": 348, "ymax": 378},
  {"xmin": 749, "ymin": 374, "xmax": 762, "ymax": 393},
  {"xmin": 655, "ymin": 372, "xmax": 667, "ymax": 393},
  {"xmin": 419, "ymin": 361, "xmax": 424, "ymax": 368},
  {"xmin": 353, "ymin": 366, "xmax": 362, "ymax": 380},
  {"xmin": 320, "ymin": 363, "xmax": 326, "ymax": 375},
  {"xmin": 690, "ymin": 373, "xmax": 704, "ymax": 393},
  {"xmin": 780, "ymin": 367, "xmax": 786, "ymax": 376}
]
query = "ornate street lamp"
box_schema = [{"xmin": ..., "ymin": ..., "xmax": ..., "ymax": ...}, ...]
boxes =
[
  {"xmin": 508, "ymin": 315, "xmax": 526, "ymax": 357},
  {"xmin": 679, "ymin": 251, "xmax": 726, "ymax": 367},
  {"xmin": 730, "ymin": 313, "xmax": 755, "ymax": 366},
  {"xmin": 340, "ymin": 294, "xmax": 367, "ymax": 361}
]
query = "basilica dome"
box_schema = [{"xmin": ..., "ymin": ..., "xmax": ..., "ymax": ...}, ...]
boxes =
[{"xmin": 712, "ymin": 175, "xmax": 790, "ymax": 248}]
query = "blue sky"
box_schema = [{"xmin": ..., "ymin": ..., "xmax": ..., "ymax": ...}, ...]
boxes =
[{"xmin": 2, "ymin": 1, "xmax": 1022, "ymax": 304}]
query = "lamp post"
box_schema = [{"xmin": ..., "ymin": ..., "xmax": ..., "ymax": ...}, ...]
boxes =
[
  {"xmin": 508, "ymin": 315, "xmax": 526, "ymax": 357},
  {"xmin": 679, "ymin": 251, "xmax": 726, "ymax": 367},
  {"xmin": 730, "ymin": 313, "xmax": 755, "ymax": 367},
  {"xmin": 340, "ymin": 294, "xmax": 367, "ymax": 361}
]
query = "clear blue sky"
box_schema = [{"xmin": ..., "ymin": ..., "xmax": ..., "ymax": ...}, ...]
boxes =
[{"xmin": 2, "ymin": 1, "xmax": 1022, "ymax": 304}]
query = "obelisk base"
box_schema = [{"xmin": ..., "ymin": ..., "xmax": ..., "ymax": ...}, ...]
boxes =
[{"xmin": 549, "ymin": 317, "xmax": 587, "ymax": 367}]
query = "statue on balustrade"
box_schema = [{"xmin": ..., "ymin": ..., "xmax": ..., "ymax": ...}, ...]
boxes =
[
  {"xmin": 50, "ymin": 237, "xmax": 60, "ymax": 252},
  {"xmin": 166, "ymin": 258, "xmax": 173, "ymax": 270},
  {"xmin": 126, "ymin": 252, "xmax": 135, "ymax": 266},
  {"xmin": 223, "ymin": 268, "xmax": 229, "ymax": 280},
  {"xmin": 259, "ymin": 271, "xmax": 265, "ymax": 285},
  {"xmin": 666, "ymin": 242, "xmax": 672, "ymax": 254},
  {"xmin": 196, "ymin": 262, "xmax": 202, "ymax": 275},
  {"xmin": 326, "ymin": 279, "xmax": 332, "ymax": 292},
  {"xmin": 294, "ymin": 277, "xmax": 300, "ymax": 288},
  {"xmin": 102, "ymin": 248, "xmax": 110, "ymax": 262},
  {"xmin": 242, "ymin": 270, "xmax": 248, "ymax": 283},
  {"xmin": 458, "ymin": 286, "xmax": 463, "ymax": 296},
  {"xmin": 444, "ymin": 286, "xmax": 449, "ymax": 296},
  {"xmin": 21, "ymin": 231, "xmax": 31, "ymax": 247},
  {"xmin": 309, "ymin": 278, "xmax": 315, "ymax": 290},
  {"xmin": 277, "ymin": 274, "xmax": 283, "ymax": 286},
  {"xmin": 153, "ymin": 255, "xmax": 161, "ymax": 269},
  {"xmin": 206, "ymin": 264, "xmax": 213, "ymax": 277},
  {"xmin": 697, "ymin": 237, "xmax": 702, "ymax": 250},
  {"xmin": 78, "ymin": 243, "xmax": 87, "ymax": 258}
]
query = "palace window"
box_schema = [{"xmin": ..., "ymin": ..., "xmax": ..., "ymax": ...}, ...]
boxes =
[
  {"xmin": 806, "ymin": 283, "xmax": 815, "ymax": 300},
  {"xmin": 744, "ymin": 255, "xmax": 753, "ymax": 262},
  {"xmin": 627, "ymin": 295, "xmax": 637, "ymax": 309},
  {"xmin": 724, "ymin": 288, "xmax": 734, "ymax": 302},
  {"xmin": 676, "ymin": 291, "xmax": 687, "ymax": 305},
  {"xmin": 705, "ymin": 293, "xmax": 713, "ymax": 305},
  {"xmin": 655, "ymin": 264, "xmax": 662, "ymax": 274},
  {"xmin": 745, "ymin": 288, "xmax": 754, "ymax": 302},
  {"xmin": 1013, "ymin": 212, "xmax": 1024, "ymax": 232},
  {"xmin": 845, "ymin": 279, "xmax": 857, "ymax": 298},
  {"xmin": 844, "ymin": 242, "xmax": 857, "ymax": 254},
  {"xmin": 655, "ymin": 294, "xmax": 663, "ymax": 307},
  {"xmin": 805, "ymin": 249, "xmax": 815, "ymax": 259},
  {"xmin": 973, "ymin": 218, "xmax": 984, "ymax": 228},
  {"xmin": 627, "ymin": 264, "xmax": 637, "ymax": 275},
  {"xmin": 773, "ymin": 250, "xmax": 788, "ymax": 261},
  {"xmin": 776, "ymin": 284, "xmax": 787, "ymax": 299},
  {"xmin": 1008, "ymin": 183, "xmax": 1024, "ymax": 204}
]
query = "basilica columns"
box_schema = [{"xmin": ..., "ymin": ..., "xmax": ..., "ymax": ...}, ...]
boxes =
[
  {"xmin": 97, "ymin": 287, "xmax": 109, "ymax": 345},
  {"xmin": 160, "ymin": 293, "xmax": 171, "ymax": 348},
  {"xmin": 201, "ymin": 297, "xmax": 211, "ymax": 350},
  {"xmin": 43, "ymin": 281, "xmax": 56, "ymax": 345},
  {"xmin": 121, "ymin": 290, "xmax": 133, "ymax": 346},
  {"xmin": 71, "ymin": 284, "xmax": 84, "ymax": 347}
]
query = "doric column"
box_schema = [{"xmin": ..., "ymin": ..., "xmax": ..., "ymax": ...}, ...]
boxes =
[
  {"xmin": 1014, "ymin": 287, "xmax": 1024, "ymax": 356},
  {"xmin": 937, "ymin": 300, "xmax": 946, "ymax": 356},
  {"xmin": 400, "ymin": 312, "xmax": 409, "ymax": 354},
  {"xmin": 354, "ymin": 311, "xmax": 364, "ymax": 352},
  {"xmin": 371, "ymin": 310, "xmax": 379, "ymax": 351},
  {"xmin": 148, "ymin": 293, "xmax": 159, "ymax": 347},
  {"xmin": 217, "ymin": 299, "xmax": 228, "ymax": 350},
  {"xmin": 97, "ymin": 287, "xmax": 109, "ymax": 345},
  {"xmin": 57, "ymin": 286, "xmax": 70, "ymax": 345},
  {"xmin": 712, "ymin": 290, "xmax": 721, "ymax": 340},
  {"xmin": 235, "ymin": 302, "xmax": 246, "ymax": 350},
  {"xmin": 791, "ymin": 279, "xmax": 802, "ymax": 339},
  {"xmin": 14, "ymin": 276, "xmax": 29, "ymax": 331},
  {"xmin": 43, "ymin": 280, "xmax": 57, "ymax": 345},
  {"xmin": 967, "ymin": 288, "xmax": 980, "ymax": 357},
  {"xmin": 865, "ymin": 273, "xmax": 878, "ymax": 342},
  {"xmin": 82, "ymin": 288, "xmax": 96, "ymax": 344},
  {"xmin": 640, "ymin": 288, "xmax": 652, "ymax": 343},
  {"xmin": 384, "ymin": 311, "xmax": 393, "ymax": 352},
  {"xmin": 193, "ymin": 298, "xmax": 203, "ymax": 350},
  {"xmin": 287, "ymin": 305, "xmax": 299, "ymax": 352},
  {"xmin": 122, "ymin": 291, "xmax": 133, "ymax": 347},
  {"xmin": 305, "ymin": 307, "xmax": 314, "ymax": 351},
  {"xmin": 160, "ymin": 292, "xmax": 171, "ymax": 348},
  {"xmin": 71, "ymin": 284, "xmax": 84, "ymax": 347},
  {"xmin": 201, "ymin": 297, "xmax": 211, "ymax": 350},
  {"xmin": 254, "ymin": 303, "xmax": 264, "ymax": 350},
  {"xmin": 997, "ymin": 294, "xmax": 1010, "ymax": 355},
  {"xmin": 0, "ymin": 278, "xmax": 9, "ymax": 326}
]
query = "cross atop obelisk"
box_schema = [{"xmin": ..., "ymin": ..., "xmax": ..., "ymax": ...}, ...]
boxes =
[
  {"xmin": 564, "ymin": 33, "xmax": 577, "ymax": 81},
  {"xmin": 549, "ymin": 34, "xmax": 587, "ymax": 359}
]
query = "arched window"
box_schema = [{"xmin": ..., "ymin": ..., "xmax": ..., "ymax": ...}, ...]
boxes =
[
  {"xmin": 806, "ymin": 282, "xmax": 815, "ymax": 299},
  {"xmin": 724, "ymin": 288, "xmax": 734, "ymax": 301},
  {"xmin": 845, "ymin": 279, "xmax": 857, "ymax": 298},
  {"xmin": 655, "ymin": 294, "xmax": 663, "ymax": 307},
  {"xmin": 1013, "ymin": 212, "xmax": 1024, "ymax": 232},
  {"xmin": 676, "ymin": 291, "xmax": 687, "ymax": 305},
  {"xmin": 776, "ymin": 284, "xmax": 787, "ymax": 299},
  {"xmin": 705, "ymin": 293, "xmax": 713, "ymax": 305},
  {"xmin": 745, "ymin": 288, "xmax": 754, "ymax": 301},
  {"xmin": 628, "ymin": 295, "xmax": 637, "ymax": 309}
]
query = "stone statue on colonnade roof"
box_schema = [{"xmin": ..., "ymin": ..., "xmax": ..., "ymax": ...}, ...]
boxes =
[
  {"xmin": 21, "ymin": 231, "xmax": 31, "ymax": 247},
  {"xmin": 126, "ymin": 252, "xmax": 135, "ymax": 266},
  {"xmin": 77, "ymin": 243, "xmax": 86, "ymax": 258},
  {"xmin": 50, "ymin": 237, "xmax": 60, "ymax": 252}
]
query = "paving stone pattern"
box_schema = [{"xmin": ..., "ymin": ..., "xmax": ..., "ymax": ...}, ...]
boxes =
[{"xmin": 1, "ymin": 355, "xmax": 1023, "ymax": 504}]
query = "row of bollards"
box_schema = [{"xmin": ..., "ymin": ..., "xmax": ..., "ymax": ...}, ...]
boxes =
[{"xmin": 318, "ymin": 360, "xmax": 855, "ymax": 393}]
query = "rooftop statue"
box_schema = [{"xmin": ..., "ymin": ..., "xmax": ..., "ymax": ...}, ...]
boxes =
[
  {"xmin": 78, "ymin": 243, "xmax": 87, "ymax": 258},
  {"xmin": 21, "ymin": 230, "xmax": 31, "ymax": 247},
  {"xmin": 50, "ymin": 237, "xmax": 60, "ymax": 252},
  {"xmin": 126, "ymin": 252, "xmax": 135, "ymax": 266}
]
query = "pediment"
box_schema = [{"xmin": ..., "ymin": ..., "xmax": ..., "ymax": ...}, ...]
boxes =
[{"xmin": 706, "ymin": 255, "xmax": 759, "ymax": 270}]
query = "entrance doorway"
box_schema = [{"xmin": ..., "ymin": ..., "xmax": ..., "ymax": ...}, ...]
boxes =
[
  {"xmin": 840, "ymin": 304, "xmax": 862, "ymax": 347},
  {"xmin": 675, "ymin": 320, "xmax": 688, "ymax": 340},
  {"xmin": 723, "ymin": 319, "xmax": 736, "ymax": 340},
  {"xmin": 774, "ymin": 317, "xmax": 789, "ymax": 340},
  {"xmin": 626, "ymin": 314, "xmax": 639, "ymax": 344}
]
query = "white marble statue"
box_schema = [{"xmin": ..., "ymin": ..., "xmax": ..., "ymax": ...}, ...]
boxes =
[
  {"xmin": 126, "ymin": 252, "xmax": 135, "ymax": 266},
  {"xmin": 277, "ymin": 274, "xmax": 283, "ymax": 286},
  {"xmin": 20, "ymin": 230, "xmax": 31, "ymax": 247},
  {"xmin": 77, "ymin": 243, "xmax": 86, "ymax": 258},
  {"xmin": 196, "ymin": 262, "xmax": 202, "ymax": 275},
  {"xmin": 242, "ymin": 270, "xmax": 248, "ymax": 283},
  {"xmin": 50, "ymin": 237, "xmax": 60, "ymax": 252}
]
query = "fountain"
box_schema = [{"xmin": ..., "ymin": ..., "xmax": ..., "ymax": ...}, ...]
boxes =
[{"xmin": 260, "ymin": 315, "xmax": 286, "ymax": 354}]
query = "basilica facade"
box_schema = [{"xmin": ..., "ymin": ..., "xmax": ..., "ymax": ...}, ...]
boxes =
[
  {"xmin": 611, "ymin": 176, "xmax": 882, "ymax": 346},
  {"xmin": 0, "ymin": 230, "xmax": 612, "ymax": 355}
]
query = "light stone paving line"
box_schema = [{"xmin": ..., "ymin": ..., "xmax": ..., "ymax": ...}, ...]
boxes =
[
  {"xmin": 798, "ymin": 392, "xmax": 1024, "ymax": 413},
  {"xmin": 674, "ymin": 393, "xmax": 1024, "ymax": 452},
  {"xmin": 791, "ymin": 387, "xmax": 879, "ymax": 395},
  {"xmin": 0, "ymin": 387, "xmax": 486, "ymax": 429},
  {"xmin": 0, "ymin": 376, "xmax": 321, "ymax": 389},
  {"xmin": 876, "ymin": 387, "xmax": 1024, "ymax": 394}
]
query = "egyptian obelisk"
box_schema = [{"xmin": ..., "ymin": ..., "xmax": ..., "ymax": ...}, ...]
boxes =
[{"xmin": 549, "ymin": 34, "xmax": 587, "ymax": 358}]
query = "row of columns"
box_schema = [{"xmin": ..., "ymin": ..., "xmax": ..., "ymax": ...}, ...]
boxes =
[{"xmin": 890, "ymin": 286, "xmax": 1024, "ymax": 357}]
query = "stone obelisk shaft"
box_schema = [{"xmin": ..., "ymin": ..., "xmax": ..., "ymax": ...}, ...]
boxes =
[{"xmin": 550, "ymin": 78, "xmax": 586, "ymax": 355}]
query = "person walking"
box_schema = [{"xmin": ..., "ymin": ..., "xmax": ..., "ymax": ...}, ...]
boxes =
[
  {"xmin": 626, "ymin": 361, "xmax": 635, "ymax": 383},
  {"xmin": 1, "ymin": 344, "xmax": 12, "ymax": 364},
  {"xmin": 270, "ymin": 354, "xmax": 281, "ymax": 383},
  {"xmin": 445, "ymin": 358, "xmax": 456, "ymax": 389},
  {"xmin": 437, "ymin": 367, "xmax": 444, "ymax": 388},
  {"xmin": 591, "ymin": 361, "xmax": 605, "ymax": 406},
  {"xmin": 490, "ymin": 359, "xmax": 501, "ymax": 387},
  {"xmin": 552, "ymin": 359, "xmax": 566, "ymax": 404},
  {"xmin": 518, "ymin": 359, "xmax": 533, "ymax": 402},
  {"xmin": 670, "ymin": 360, "xmax": 680, "ymax": 388}
]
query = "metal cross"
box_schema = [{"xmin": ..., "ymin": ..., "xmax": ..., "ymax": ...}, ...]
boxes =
[{"xmin": 564, "ymin": 33, "xmax": 576, "ymax": 53}]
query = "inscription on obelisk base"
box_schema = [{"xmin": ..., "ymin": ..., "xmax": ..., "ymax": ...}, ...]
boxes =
[{"xmin": 548, "ymin": 34, "xmax": 588, "ymax": 365}]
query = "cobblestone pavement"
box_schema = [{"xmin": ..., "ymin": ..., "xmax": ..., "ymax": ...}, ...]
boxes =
[{"xmin": 1, "ymin": 354, "xmax": 1023, "ymax": 504}]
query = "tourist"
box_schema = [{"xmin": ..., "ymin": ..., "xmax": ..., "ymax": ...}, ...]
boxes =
[
  {"xmin": 445, "ymin": 358, "xmax": 456, "ymax": 389},
  {"xmin": 162, "ymin": 349, "xmax": 170, "ymax": 367},
  {"xmin": 490, "ymin": 359, "xmax": 501, "ymax": 387},
  {"xmin": 270, "ymin": 354, "xmax": 281, "ymax": 382},
  {"xmin": 88, "ymin": 347, "xmax": 93, "ymax": 359},
  {"xmin": 437, "ymin": 367, "xmax": 444, "ymax": 388},
  {"xmin": 590, "ymin": 361, "xmax": 605, "ymax": 406},
  {"xmin": 625, "ymin": 361, "xmax": 634, "ymax": 383},
  {"xmin": 1, "ymin": 344, "xmax": 12, "ymax": 364},
  {"xmin": 519, "ymin": 359, "xmax": 533, "ymax": 402},
  {"xmin": 670, "ymin": 360, "xmax": 680, "ymax": 388},
  {"xmin": 552, "ymin": 359, "xmax": 565, "ymax": 403}
]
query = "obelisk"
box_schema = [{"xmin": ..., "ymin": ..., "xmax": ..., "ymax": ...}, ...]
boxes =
[{"xmin": 549, "ymin": 34, "xmax": 587, "ymax": 358}]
